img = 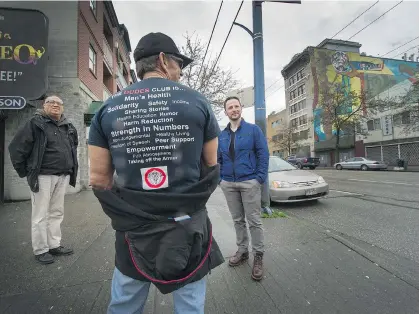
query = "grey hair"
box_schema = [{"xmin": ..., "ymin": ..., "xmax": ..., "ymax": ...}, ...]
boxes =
[{"xmin": 136, "ymin": 55, "xmax": 159, "ymax": 80}]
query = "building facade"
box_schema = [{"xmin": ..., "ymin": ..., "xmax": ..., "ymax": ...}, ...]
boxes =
[
  {"xmin": 281, "ymin": 39, "xmax": 419, "ymax": 167},
  {"xmin": 1, "ymin": 1, "xmax": 135, "ymax": 201},
  {"xmin": 266, "ymin": 109, "xmax": 288, "ymax": 157}
]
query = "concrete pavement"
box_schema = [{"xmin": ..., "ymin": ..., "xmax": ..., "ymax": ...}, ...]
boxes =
[
  {"xmin": 1, "ymin": 187, "xmax": 419, "ymax": 313},
  {"xmin": 275, "ymin": 169, "xmax": 419, "ymax": 292}
]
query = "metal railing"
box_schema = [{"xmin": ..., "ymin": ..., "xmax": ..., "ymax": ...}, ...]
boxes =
[{"xmin": 103, "ymin": 38, "xmax": 114, "ymax": 70}]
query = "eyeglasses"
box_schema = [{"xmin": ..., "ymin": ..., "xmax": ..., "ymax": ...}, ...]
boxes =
[
  {"xmin": 168, "ymin": 55, "xmax": 184, "ymax": 70},
  {"xmin": 45, "ymin": 100, "xmax": 63, "ymax": 106}
]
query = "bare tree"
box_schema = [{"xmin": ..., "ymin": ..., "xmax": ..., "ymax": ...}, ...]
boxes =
[
  {"xmin": 317, "ymin": 80, "xmax": 382, "ymax": 157},
  {"xmin": 270, "ymin": 125, "xmax": 301, "ymax": 157},
  {"xmin": 179, "ymin": 32, "xmax": 239, "ymax": 116}
]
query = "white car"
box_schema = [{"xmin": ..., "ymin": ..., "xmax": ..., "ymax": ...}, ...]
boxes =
[
  {"xmin": 334, "ymin": 157, "xmax": 388, "ymax": 171},
  {"xmin": 268, "ymin": 156, "xmax": 329, "ymax": 203}
]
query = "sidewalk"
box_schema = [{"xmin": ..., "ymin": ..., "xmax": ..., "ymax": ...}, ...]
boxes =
[{"xmin": 1, "ymin": 189, "xmax": 419, "ymax": 313}]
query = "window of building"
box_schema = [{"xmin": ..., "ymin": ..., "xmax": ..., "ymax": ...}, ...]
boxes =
[
  {"xmin": 297, "ymin": 84, "xmax": 305, "ymax": 96},
  {"xmin": 289, "ymin": 76, "xmax": 295, "ymax": 86},
  {"xmin": 374, "ymin": 118, "xmax": 381, "ymax": 130},
  {"xmin": 299, "ymin": 114, "xmax": 307, "ymax": 126},
  {"xmin": 299, "ymin": 130, "xmax": 309, "ymax": 140},
  {"xmin": 367, "ymin": 118, "xmax": 382, "ymax": 131},
  {"xmin": 291, "ymin": 118, "xmax": 298, "ymax": 127},
  {"xmin": 290, "ymin": 89, "xmax": 297, "ymax": 100},
  {"xmin": 298, "ymin": 99, "xmax": 306, "ymax": 111},
  {"xmin": 90, "ymin": 0, "xmax": 97, "ymax": 15},
  {"xmin": 271, "ymin": 120, "xmax": 281, "ymax": 128},
  {"xmin": 272, "ymin": 134, "xmax": 283, "ymax": 142},
  {"xmin": 296, "ymin": 70, "xmax": 304, "ymax": 81},
  {"xmin": 89, "ymin": 45, "xmax": 97, "ymax": 75},
  {"xmin": 402, "ymin": 111, "xmax": 411, "ymax": 124},
  {"xmin": 290, "ymin": 99, "xmax": 307, "ymax": 115}
]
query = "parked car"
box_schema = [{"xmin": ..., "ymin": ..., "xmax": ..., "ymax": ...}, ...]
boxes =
[
  {"xmin": 268, "ymin": 156, "xmax": 329, "ymax": 203},
  {"xmin": 286, "ymin": 155, "xmax": 320, "ymax": 170},
  {"xmin": 334, "ymin": 157, "xmax": 387, "ymax": 171}
]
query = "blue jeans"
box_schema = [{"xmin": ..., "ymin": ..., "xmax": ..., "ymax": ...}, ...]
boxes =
[{"xmin": 108, "ymin": 268, "xmax": 207, "ymax": 314}]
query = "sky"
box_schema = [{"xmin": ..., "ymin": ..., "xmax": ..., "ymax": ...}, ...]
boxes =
[{"xmin": 113, "ymin": 0, "xmax": 419, "ymax": 127}]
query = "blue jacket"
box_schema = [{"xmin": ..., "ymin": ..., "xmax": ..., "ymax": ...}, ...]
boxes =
[{"xmin": 217, "ymin": 119, "xmax": 269, "ymax": 183}]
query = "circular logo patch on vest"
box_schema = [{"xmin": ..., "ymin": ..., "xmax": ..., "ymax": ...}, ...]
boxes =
[{"xmin": 141, "ymin": 166, "xmax": 168, "ymax": 190}]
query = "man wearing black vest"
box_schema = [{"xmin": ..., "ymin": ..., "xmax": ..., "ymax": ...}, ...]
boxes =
[{"xmin": 88, "ymin": 32, "xmax": 224, "ymax": 313}]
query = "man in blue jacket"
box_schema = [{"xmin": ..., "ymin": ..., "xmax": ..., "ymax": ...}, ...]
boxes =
[{"xmin": 218, "ymin": 96, "xmax": 269, "ymax": 281}]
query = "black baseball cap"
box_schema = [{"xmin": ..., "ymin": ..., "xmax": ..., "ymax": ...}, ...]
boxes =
[{"xmin": 133, "ymin": 32, "xmax": 193, "ymax": 68}]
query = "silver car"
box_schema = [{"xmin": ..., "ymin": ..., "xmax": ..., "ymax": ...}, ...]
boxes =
[
  {"xmin": 334, "ymin": 157, "xmax": 387, "ymax": 171},
  {"xmin": 268, "ymin": 156, "xmax": 329, "ymax": 203}
]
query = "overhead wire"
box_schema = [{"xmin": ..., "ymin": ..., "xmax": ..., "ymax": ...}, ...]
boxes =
[
  {"xmin": 265, "ymin": 1, "xmax": 386, "ymax": 102},
  {"xmin": 380, "ymin": 35, "xmax": 419, "ymax": 57},
  {"xmin": 195, "ymin": 0, "xmax": 224, "ymax": 87},
  {"xmin": 347, "ymin": 0, "xmax": 403, "ymax": 40},
  {"xmin": 390, "ymin": 44, "xmax": 419, "ymax": 59},
  {"xmin": 331, "ymin": 0, "xmax": 380, "ymax": 39},
  {"xmin": 210, "ymin": 0, "xmax": 244, "ymax": 74}
]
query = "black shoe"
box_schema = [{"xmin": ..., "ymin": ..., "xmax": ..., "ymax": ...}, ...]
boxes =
[
  {"xmin": 35, "ymin": 252, "xmax": 55, "ymax": 265},
  {"xmin": 49, "ymin": 246, "xmax": 74, "ymax": 256}
]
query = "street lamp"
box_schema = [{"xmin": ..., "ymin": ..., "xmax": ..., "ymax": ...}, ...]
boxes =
[{"xmin": 234, "ymin": 0, "xmax": 301, "ymax": 214}]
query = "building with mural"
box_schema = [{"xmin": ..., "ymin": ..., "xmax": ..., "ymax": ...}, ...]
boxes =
[
  {"xmin": 1, "ymin": 1, "xmax": 136, "ymax": 201},
  {"xmin": 282, "ymin": 38, "xmax": 419, "ymax": 167}
]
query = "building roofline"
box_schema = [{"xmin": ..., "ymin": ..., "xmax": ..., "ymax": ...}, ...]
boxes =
[
  {"xmin": 281, "ymin": 47, "xmax": 311, "ymax": 76},
  {"xmin": 317, "ymin": 38, "xmax": 362, "ymax": 49},
  {"xmin": 104, "ymin": 1, "xmax": 119, "ymax": 28},
  {"xmin": 104, "ymin": 2, "xmax": 132, "ymax": 53},
  {"xmin": 119, "ymin": 24, "xmax": 132, "ymax": 52},
  {"xmin": 281, "ymin": 39, "xmax": 362, "ymax": 77}
]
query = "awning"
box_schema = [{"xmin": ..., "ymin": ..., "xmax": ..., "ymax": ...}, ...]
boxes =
[{"xmin": 84, "ymin": 101, "xmax": 103, "ymax": 124}]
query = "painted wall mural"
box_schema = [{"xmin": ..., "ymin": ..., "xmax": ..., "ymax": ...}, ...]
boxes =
[{"xmin": 311, "ymin": 48, "xmax": 419, "ymax": 144}]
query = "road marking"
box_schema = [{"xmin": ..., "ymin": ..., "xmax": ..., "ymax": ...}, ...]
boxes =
[
  {"xmin": 347, "ymin": 179, "xmax": 419, "ymax": 186},
  {"xmin": 330, "ymin": 189, "xmax": 364, "ymax": 196}
]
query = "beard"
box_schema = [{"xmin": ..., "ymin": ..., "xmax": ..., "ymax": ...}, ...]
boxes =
[{"xmin": 228, "ymin": 113, "xmax": 241, "ymax": 121}]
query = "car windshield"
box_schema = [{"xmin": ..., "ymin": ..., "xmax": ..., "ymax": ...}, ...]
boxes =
[{"xmin": 269, "ymin": 157, "xmax": 296, "ymax": 172}]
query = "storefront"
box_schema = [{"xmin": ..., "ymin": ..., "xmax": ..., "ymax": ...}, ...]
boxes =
[{"xmin": 0, "ymin": 8, "xmax": 49, "ymax": 203}]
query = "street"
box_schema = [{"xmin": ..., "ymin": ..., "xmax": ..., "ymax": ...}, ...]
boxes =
[
  {"xmin": 273, "ymin": 169, "xmax": 419, "ymax": 288},
  {"xmin": 1, "ymin": 170, "xmax": 419, "ymax": 313}
]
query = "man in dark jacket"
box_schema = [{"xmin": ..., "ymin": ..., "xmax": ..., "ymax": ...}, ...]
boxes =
[
  {"xmin": 8, "ymin": 95, "xmax": 78, "ymax": 264},
  {"xmin": 88, "ymin": 32, "xmax": 224, "ymax": 314},
  {"xmin": 218, "ymin": 96, "xmax": 269, "ymax": 281}
]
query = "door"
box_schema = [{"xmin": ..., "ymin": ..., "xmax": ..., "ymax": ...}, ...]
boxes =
[
  {"xmin": 342, "ymin": 157, "xmax": 355, "ymax": 169},
  {"xmin": 352, "ymin": 157, "xmax": 364, "ymax": 169}
]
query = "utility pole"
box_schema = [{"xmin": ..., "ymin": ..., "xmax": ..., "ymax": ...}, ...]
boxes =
[
  {"xmin": 252, "ymin": 1, "xmax": 266, "ymax": 135},
  {"xmin": 234, "ymin": 0, "xmax": 301, "ymax": 215}
]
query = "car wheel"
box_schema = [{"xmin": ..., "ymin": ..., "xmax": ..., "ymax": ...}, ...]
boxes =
[
  {"xmin": 336, "ymin": 164, "xmax": 342, "ymax": 170},
  {"xmin": 296, "ymin": 163, "xmax": 302, "ymax": 169},
  {"xmin": 361, "ymin": 164, "xmax": 368, "ymax": 171},
  {"xmin": 309, "ymin": 166, "xmax": 316, "ymax": 170}
]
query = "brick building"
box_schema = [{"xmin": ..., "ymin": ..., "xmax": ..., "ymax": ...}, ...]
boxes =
[{"xmin": 1, "ymin": 1, "xmax": 136, "ymax": 201}]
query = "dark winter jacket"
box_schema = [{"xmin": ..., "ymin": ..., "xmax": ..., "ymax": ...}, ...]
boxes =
[
  {"xmin": 8, "ymin": 110, "xmax": 79, "ymax": 192},
  {"xmin": 93, "ymin": 164, "xmax": 224, "ymax": 295},
  {"xmin": 217, "ymin": 119, "xmax": 269, "ymax": 183}
]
